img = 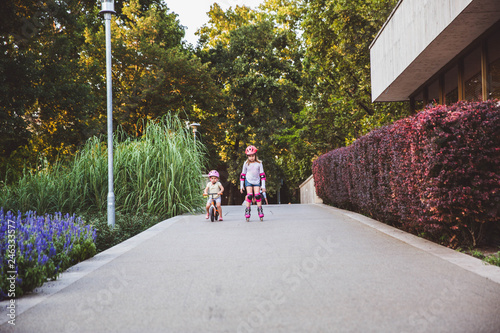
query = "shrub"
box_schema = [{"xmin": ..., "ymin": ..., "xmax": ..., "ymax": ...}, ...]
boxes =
[
  {"xmin": 313, "ymin": 100, "xmax": 500, "ymax": 248},
  {"xmin": 84, "ymin": 212, "xmax": 160, "ymax": 253},
  {"xmin": 0, "ymin": 209, "xmax": 96, "ymax": 300}
]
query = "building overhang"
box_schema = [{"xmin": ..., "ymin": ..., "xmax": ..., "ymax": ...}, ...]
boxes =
[{"xmin": 370, "ymin": 0, "xmax": 500, "ymax": 102}]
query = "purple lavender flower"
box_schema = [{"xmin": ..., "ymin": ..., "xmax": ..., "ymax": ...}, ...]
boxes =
[{"xmin": 1, "ymin": 209, "xmax": 97, "ymax": 299}]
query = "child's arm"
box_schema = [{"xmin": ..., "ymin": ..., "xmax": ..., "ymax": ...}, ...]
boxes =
[
  {"xmin": 203, "ymin": 183, "xmax": 209, "ymax": 195},
  {"xmin": 240, "ymin": 163, "xmax": 247, "ymax": 191},
  {"xmin": 218, "ymin": 183, "xmax": 224, "ymax": 195},
  {"xmin": 259, "ymin": 163, "xmax": 266, "ymax": 190}
]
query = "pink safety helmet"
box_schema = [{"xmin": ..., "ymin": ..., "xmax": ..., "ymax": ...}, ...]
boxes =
[
  {"xmin": 208, "ymin": 170, "xmax": 219, "ymax": 178},
  {"xmin": 245, "ymin": 145, "xmax": 258, "ymax": 155}
]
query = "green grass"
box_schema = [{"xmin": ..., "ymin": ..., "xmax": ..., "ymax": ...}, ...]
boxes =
[
  {"xmin": 465, "ymin": 248, "xmax": 500, "ymax": 267},
  {"xmin": 483, "ymin": 252, "xmax": 500, "ymax": 267}
]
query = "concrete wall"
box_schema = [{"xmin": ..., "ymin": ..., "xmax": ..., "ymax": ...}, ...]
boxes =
[{"xmin": 299, "ymin": 175, "xmax": 323, "ymax": 204}]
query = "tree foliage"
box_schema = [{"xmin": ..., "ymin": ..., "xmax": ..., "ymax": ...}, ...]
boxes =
[
  {"xmin": 1, "ymin": 0, "xmax": 408, "ymax": 203},
  {"xmin": 0, "ymin": 0, "xmax": 220, "ymax": 180},
  {"xmin": 0, "ymin": 0, "xmax": 101, "ymax": 179},
  {"xmin": 82, "ymin": 0, "xmax": 221, "ymax": 137},
  {"xmin": 197, "ymin": 6, "xmax": 304, "ymax": 202},
  {"xmin": 299, "ymin": 0, "xmax": 409, "ymax": 151},
  {"xmin": 196, "ymin": 4, "xmax": 257, "ymax": 48}
]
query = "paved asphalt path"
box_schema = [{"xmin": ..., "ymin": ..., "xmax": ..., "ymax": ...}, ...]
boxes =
[{"xmin": 1, "ymin": 204, "xmax": 500, "ymax": 333}]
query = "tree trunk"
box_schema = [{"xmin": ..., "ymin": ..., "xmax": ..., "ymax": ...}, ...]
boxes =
[
  {"xmin": 228, "ymin": 184, "xmax": 234, "ymax": 205},
  {"xmin": 228, "ymin": 138, "xmax": 240, "ymax": 205}
]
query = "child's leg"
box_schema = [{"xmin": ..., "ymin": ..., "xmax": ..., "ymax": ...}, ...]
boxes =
[
  {"xmin": 217, "ymin": 202, "xmax": 222, "ymax": 215},
  {"xmin": 244, "ymin": 186, "xmax": 254, "ymax": 218},
  {"xmin": 254, "ymin": 187, "xmax": 264, "ymax": 218},
  {"xmin": 254, "ymin": 186, "xmax": 262, "ymax": 207},
  {"xmin": 245, "ymin": 186, "xmax": 255, "ymax": 208},
  {"xmin": 205, "ymin": 202, "xmax": 210, "ymax": 219}
]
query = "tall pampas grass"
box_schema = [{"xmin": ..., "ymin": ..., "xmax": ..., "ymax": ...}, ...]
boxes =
[{"xmin": 0, "ymin": 114, "xmax": 205, "ymax": 219}]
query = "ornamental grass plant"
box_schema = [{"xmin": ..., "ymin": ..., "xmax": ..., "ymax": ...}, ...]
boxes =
[{"xmin": 0, "ymin": 114, "xmax": 206, "ymax": 218}]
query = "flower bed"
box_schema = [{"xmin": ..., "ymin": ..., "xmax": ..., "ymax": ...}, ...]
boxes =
[
  {"xmin": 0, "ymin": 209, "xmax": 96, "ymax": 299},
  {"xmin": 313, "ymin": 100, "xmax": 500, "ymax": 247}
]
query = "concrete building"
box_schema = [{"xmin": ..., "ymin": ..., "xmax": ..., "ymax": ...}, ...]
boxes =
[{"xmin": 370, "ymin": 0, "xmax": 500, "ymax": 111}]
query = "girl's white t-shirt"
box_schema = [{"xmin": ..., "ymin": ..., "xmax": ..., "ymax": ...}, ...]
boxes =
[
  {"xmin": 206, "ymin": 181, "xmax": 222, "ymax": 198},
  {"xmin": 242, "ymin": 162, "xmax": 264, "ymax": 185}
]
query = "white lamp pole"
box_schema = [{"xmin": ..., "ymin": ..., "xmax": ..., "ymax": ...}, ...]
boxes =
[
  {"xmin": 100, "ymin": 0, "xmax": 115, "ymax": 227},
  {"xmin": 189, "ymin": 123, "xmax": 200, "ymax": 145}
]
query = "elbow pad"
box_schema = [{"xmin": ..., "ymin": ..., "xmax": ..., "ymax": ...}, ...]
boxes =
[
  {"xmin": 260, "ymin": 173, "xmax": 266, "ymax": 188},
  {"xmin": 240, "ymin": 173, "xmax": 246, "ymax": 189}
]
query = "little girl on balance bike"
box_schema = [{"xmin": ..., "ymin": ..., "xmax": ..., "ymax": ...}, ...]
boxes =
[{"xmin": 203, "ymin": 170, "xmax": 224, "ymax": 221}]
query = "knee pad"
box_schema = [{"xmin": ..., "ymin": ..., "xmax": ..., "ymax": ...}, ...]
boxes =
[
  {"xmin": 246, "ymin": 194, "xmax": 254, "ymax": 203},
  {"xmin": 255, "ymin": 194, "xmax": 262, "ymax": 202}
]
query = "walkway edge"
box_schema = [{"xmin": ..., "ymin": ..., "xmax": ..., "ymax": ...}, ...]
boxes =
[
  {"xmin": 0, "ymin": 215, "xmax": 185, "ymax": 325},
  {"xmin": 318, "ymin": 204, "xmax": 500, "ymax": 285}
]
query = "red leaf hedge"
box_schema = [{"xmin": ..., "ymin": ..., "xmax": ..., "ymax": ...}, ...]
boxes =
[{"xmin": 312, "ymin": 100, "xmax": 500, "ymax": 247}]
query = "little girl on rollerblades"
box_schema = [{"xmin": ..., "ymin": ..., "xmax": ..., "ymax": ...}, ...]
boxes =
[{"xmin": 240, "ymin": 146, "xmax": 266, "ymax": 221}]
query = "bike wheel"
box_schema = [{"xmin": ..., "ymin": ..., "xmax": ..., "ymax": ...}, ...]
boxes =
[{"xmin": 209, "ymin": 206, "xmax": 215, "ymax": 222}]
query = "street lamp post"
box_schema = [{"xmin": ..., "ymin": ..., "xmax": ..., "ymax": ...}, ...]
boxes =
[
  {"xmin": 189, "ymin": 123, "xmax": 200, "ymax": 144},
  {"xmin": 100, "ymin": 0, "xmax": 115, "ymax": 228}
]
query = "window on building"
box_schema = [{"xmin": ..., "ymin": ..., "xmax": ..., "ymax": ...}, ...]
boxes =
[
  {"xmin": 490, "ymin": 58, "xmax": 500, "ymax": 99},
  {"xmin": 464, "ymin": 48, "xmax": 482, "ymax": 101},
  {"xmin": 427, "ymin": 79, "xmax": 440, "ymax": 104},
  {"xmin": 488, "ymin": 35, "xmax": 500, "ymax": 99},
  {"xmin": 446, "ymin": 88, "xmax": 458, "ymax": 104},
  {"xmin": 412, "ymin": 91, "xmax": 424, "ymax": 110},
  {"xmin": 444, "ymin": 65, "xmax": 458, "ymax": 105},
  {"xmin": 411, "ymin": 23, "xmax": 500, "ymax": 107}
]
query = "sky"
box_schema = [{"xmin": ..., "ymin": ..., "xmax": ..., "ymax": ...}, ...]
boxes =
[{"xmin": 165, "ymin": 0, "xmax": 266, "ymax": 46}]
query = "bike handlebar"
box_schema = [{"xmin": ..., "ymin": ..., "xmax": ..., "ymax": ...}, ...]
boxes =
[{"xmin": 204, "ymin": 192, "xmax": 221, "ymax": 197}]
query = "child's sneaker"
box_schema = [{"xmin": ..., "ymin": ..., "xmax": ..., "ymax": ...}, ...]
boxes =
[
  {"xmin": 206, "ymin": 213, "xmax": 209, "ymax": 219},
  {"xmin": 219, "ymin": 216, "xmax": 223, "ymax": 221}
]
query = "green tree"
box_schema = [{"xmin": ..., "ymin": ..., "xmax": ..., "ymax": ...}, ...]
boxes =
[
  {"xmin": 196, "ymin": 3, "xmax": 257, "ymax": 48},
  {"xmin": 82, "ymin": 0, "xmax": 221, "ymax": 137},
  {"xmin": 0, "ymin": 0, "xmax": 101, "ymax": 179},
  {"xmin": 0, "ymin": 0, "xmax": 222, "ymax": 181},
  {"xmin": 299, "ymin": 0, "xmax": 409, "ymax": 150},
  {"xmin": 198, "ymin": 7, "xmax": 304, "ymax": 203}
]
